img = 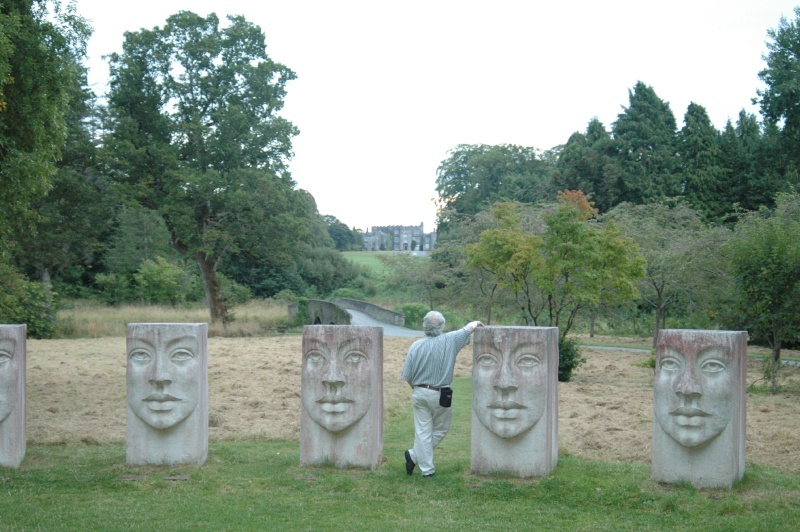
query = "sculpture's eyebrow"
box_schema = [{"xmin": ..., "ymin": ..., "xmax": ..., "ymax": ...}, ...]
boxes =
[
  {"xmin": 304, "ymin": 340, "xmax": 327, "ymax": 353},
  {"xmin": 513, "ymin": 342, "xmax": 543, "ymax": 358},
  {"xmin": 697, "ymin": 346, "xmax": 728, "ymax": 362},
  {"xmin": 165, "ymin": 335, "xmax": 197, "ymax": 351},
  {"xmin": 128, "ymin": 337, "xmax": 155, "ymax": 352},
  {"xmin": 337, "ymin": 337, "xmax": 368, "ymax": 354}
]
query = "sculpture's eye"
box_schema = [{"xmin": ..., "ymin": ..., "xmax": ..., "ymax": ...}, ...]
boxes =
[
  {"xmin": 344, "ymin": 351, "xmax": 366, "ymax": 365},
  {"xmin": 306, "ymin": 350, "xmax": 326, "ymax": 367},
  {"xmin": 0, "ymin": 351, "xmax": 11, "ymax": 365},
  {"xmin": 516, "ymin": 354, "xmax": 541, "ymax": 368},
  {"xmin": 129, "ymin": 349, "xmax": 153, "ymax": 363},
  {"xmin": 477, "ymin": 354, "xmax": 498, "ymax": 367},
  {"xmin": 701, "ymin": 359, "xmax": 726, "ymax": 374},
  {"xmin": 660, "ymin": 357, "xmax": 681, "ymax": 372},
  {"xmin": 170, "ymin": 349, "xmax": 194, "ymax": 362}
]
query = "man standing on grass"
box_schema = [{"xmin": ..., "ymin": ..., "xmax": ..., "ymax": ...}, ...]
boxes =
[{"xmin": 401, "ymin": 311, "xmax": 483, "ymax": 477}]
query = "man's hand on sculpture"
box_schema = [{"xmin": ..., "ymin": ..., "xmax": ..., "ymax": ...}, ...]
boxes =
[{"xmin": 467, "ymin": 321, "xmax": 484, "ymax": 331}]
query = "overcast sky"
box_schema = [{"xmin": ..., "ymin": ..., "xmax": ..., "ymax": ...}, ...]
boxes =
[{"xmin": 74, "ymin": 0, "xmax": 798, "ymax": 232}]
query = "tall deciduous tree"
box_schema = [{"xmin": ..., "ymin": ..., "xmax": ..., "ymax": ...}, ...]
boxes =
[
  {"xmin": 0, "ymin": 0, "xmax": 90, "ymax": 243},
  {"xmin": 606, "ymin": 200, "xmax": 708, "ymax": 347},
  {"xmin": 725, "ymin": 191, "xmax": 800, "ymax": 393},
  {"xmin": 435, "ymin": 144, "xmax": 554, "ymax": 231},
  {"xmin": 106, "ymin": 11, "xmax": 302, "ymax": 323},
  {"xmin": 466, "ymin": 193, "xmax": 644, "ymax": 340},
  {"xmin": 612, "ymin": 81, "xmax": 680, "ymax": 204}
]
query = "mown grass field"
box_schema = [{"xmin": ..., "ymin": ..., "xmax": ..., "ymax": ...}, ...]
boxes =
[{"xmin": 3, "ymin": 377, "xmax": 799, "ymax": 530}]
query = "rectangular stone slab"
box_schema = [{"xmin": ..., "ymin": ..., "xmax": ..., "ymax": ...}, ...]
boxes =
[
  {"xmin": 470, "ymin": 326, "xmax": 558, "ymax": 478},
  {"xmin": 0, "ymin": 324, "xmax": 26, "ymax": 468},
  {"xmin": 126, "ymin": 323, "xmax": 208, "ymax": 466},
  {"xmin": 652, "ymin": 329, "xmax": 747, "ymax": 488},
  {"xmin": 300, "ymin": 325, "xmax": 383, "ymax": 468}
]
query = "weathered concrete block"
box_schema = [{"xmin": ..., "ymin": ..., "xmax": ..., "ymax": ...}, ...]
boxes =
[
  {"xmin": 471, "ymin": 326, "xmax": 558, "ymax": 477},
  {"xmin": 300, "ymin": 325, "xmax": 383, "ymax": 468},
  {"xmin": 652, "ymin": 329, "xmax": 747, "ymax": 488},
  {"xmin": 0, "ymin": 325, "xmax": 25, "ymax": 468},
  {"xmin": 126, "ymin": 323, "xmax": 208, "ymax": 466}
]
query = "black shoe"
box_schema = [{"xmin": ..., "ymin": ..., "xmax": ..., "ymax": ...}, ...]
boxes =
[
  {"xmin": 404, "ymin": 450, "xmax": 415, "ymax": 475},
  {"xmin": 423, "ymin": 473, "xmax": 435, "ymax": 478}
]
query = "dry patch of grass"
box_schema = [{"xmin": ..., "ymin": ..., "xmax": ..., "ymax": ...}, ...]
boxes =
[{"xmin": 54, "ymin": 299, "xmax": 292, "ymax": 338}]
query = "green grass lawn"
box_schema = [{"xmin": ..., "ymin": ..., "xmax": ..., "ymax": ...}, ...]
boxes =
[{"xmin": 2, "ymin": 378, "xmax": 799, "ymax": 530}]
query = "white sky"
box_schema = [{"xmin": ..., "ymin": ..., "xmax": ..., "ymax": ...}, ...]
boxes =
[{"xmin": 74, "ymin": 0, "xmax": 798, "ymax": 232}]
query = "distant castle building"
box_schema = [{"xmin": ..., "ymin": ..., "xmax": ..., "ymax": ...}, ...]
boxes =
[{"xmin": 362, "ymin": 223, "xmax": 437, "ymax": 252}]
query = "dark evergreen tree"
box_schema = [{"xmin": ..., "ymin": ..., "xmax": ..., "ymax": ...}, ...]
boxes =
[
  {"xmin": 677, "ymin": 103, "xmax": 727, "ymax": 221},
  {"xmin": 554, "ymin": 118, "xmax": 620, "ymax": 212},
  {"xmin": 611, "ymin": 81, "xmax": 680, "ymax": 204}
]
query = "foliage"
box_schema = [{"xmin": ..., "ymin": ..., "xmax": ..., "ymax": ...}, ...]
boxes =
[
  {"xmin": 106, "ymin": 11, "xmax": 304, "ymax": 323},
  {"xmin": 395, "ymin": 303, "xmax": 430, "ymax": 330},
  {"xmin": 466, "ymin": 193, "xmax": 644, "ymax": 340},
  {"xmin": 93, "ymin": 272, "xmax": 132, "ymax": 306},
  {"xmin": 757, "ymin": 7, "xmax": 800, "ymax": 168},
  {"xmin": 133, "ymin": 257, "xmax": 198, "ymax": 306},
  {"xmin": 725, "ymin": 190, "xmax": 800, "ymax": 393},
  {"xmin": 324, "ymin": 215, "xmax": 364, "ymax": 251},
  {"xmin": 605, "ymin": 200, "xmax": 714, "ymax": 347},
  {"xmin": 0, "ymin": 263, "xmax": 55, "ymax": 338},
  {"xmin": 558, "ymin": 336, "xmax": 586, "ymax": 382},
  {"xmin": 0, "ymin": 0, "xmax": 90, "ymax": 242},
  {"xmin": 435, "ymin": 144, "xmax": 555, "ymax": 231},
  {"xmin": 378, "ymin": 252, "xmax": 445, "ymax": 309},
  {"xmin": 678, "ymin": 102, "xmax": 728, "ymax": 221},
  {"xmin": 612, "ymin": 81, "xmax": 680, "ymax": 204},
  {"xmin": 554, "ymin": 118, "xmax": 620, "ymax": 212},
  {"xmin": 294, "ymin": 244, "xmax": 363, "ymax": 297}
]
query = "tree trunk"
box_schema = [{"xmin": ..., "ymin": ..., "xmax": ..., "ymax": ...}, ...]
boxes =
[
  {"xmin": 589, "ymin": 308, "xmax": 596, "ymax": 337},
  {"xmin": 652, "ymin": 308, "xmax": 661, "ymax": 349},
  {"xmin": 196, "ymin": 252, "xmax": 229, "ymax": 324},
  {"xmin": 772, "ymin": 336, "xmax": 781, "ymax": 395}
]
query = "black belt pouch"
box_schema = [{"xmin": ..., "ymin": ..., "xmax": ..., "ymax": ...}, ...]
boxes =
[{"xmin": 439, "ymin": 387, "xmax": 453, "ymax": 408}]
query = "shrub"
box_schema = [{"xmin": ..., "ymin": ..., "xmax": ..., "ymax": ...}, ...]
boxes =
[
  {"xmin": 94, "ymin": 272, "xmax": 133, "ymax": 305},
  {"xmin": 558, "ymin": 336, "xmax": 586, "ymax": 382},
  {"xmin": 396, "ymin": 303, "xmax": 430, "ymax": 330},
  {"xmin": 218, "ymin": 273, "xmax": 252, "ymax": 306},
  {"xmin": 134, "ymin": 257, "xmax": 190, "ymax": 305},
  {"xmin": 0, "ymin": 264, "xmax": 56, "ymax": 338}
]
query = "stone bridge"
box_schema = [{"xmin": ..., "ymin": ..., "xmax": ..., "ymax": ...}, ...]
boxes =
[{"xmin": 306, "ymin": 298, "xmax": 422, "ymax": 338}]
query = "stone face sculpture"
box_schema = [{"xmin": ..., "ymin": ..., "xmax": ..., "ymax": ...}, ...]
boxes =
[
  {"xmin": 470, "ymin": 326, "xmax": 558, "ymax": 477},
  {"xmin": 126, "ymin": 323, "xmax": 208, "ymax": 466},
  {"xmin": 0, "ymin": 325, "xmax": 25, "ymax": 468},
  {"xmin": 300, "ymin": 325, "xmax": 383, "ymax": 468},
  {"xmin": 652, "ymin": 329, "xmax": 747, "ymax": 488}
]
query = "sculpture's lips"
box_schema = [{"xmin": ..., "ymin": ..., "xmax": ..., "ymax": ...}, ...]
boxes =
[
  {"xmin": 487, "ymin": 401, "xmax": 526, "ymax": 410},
  {"xmin": 317, "ymin": 395, "xmax": 354, "ymax": 404},
  {"xmin": 670, "ymin": 406, "xmax": 709, "ymax": 417},
  {"xmin": 143, "ymin": 393, "xmax": 180, "ymax": 402}
]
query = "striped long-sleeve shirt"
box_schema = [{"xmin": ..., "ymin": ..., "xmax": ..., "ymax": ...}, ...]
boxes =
[{"xmin": 400, "ymin": 327, "xmax": 473, "ymax": 387}]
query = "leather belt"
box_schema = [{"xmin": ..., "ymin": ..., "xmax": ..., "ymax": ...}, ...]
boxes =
[{"xmin": 416, "ymin": 384, "xmax": 441, "ymax": 391}]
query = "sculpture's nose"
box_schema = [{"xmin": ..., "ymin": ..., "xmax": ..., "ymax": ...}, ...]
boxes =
[
  {"xmin": 148, "ymin": 354, "xmax": 172, "ymax": 385},
  {"xmin": 675, "ymin": 366, "xmax": 702, "ymax": 398},
  {"xmin": 494, "ymin": 359, "xmax": 518, "ymax": 393}
]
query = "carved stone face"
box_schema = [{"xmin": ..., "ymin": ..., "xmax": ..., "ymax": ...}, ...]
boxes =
[
  {"xmin": 302, "ymin": 333, "xmax": 373, "ymax": 433},
  {"xmin": 473, "ymin": 328, "xmax": 547, "ymax": 439},
  {"xmin": 655, "ymin": 333, "xmax": 733, "ymax": 448},
  {"xmin": 0, "ymin": 337, "xmax": 18, "ymax": 424},
  {"xmin": 127, "ymin": 328, "xmax": 201, "ymax": 430}
]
